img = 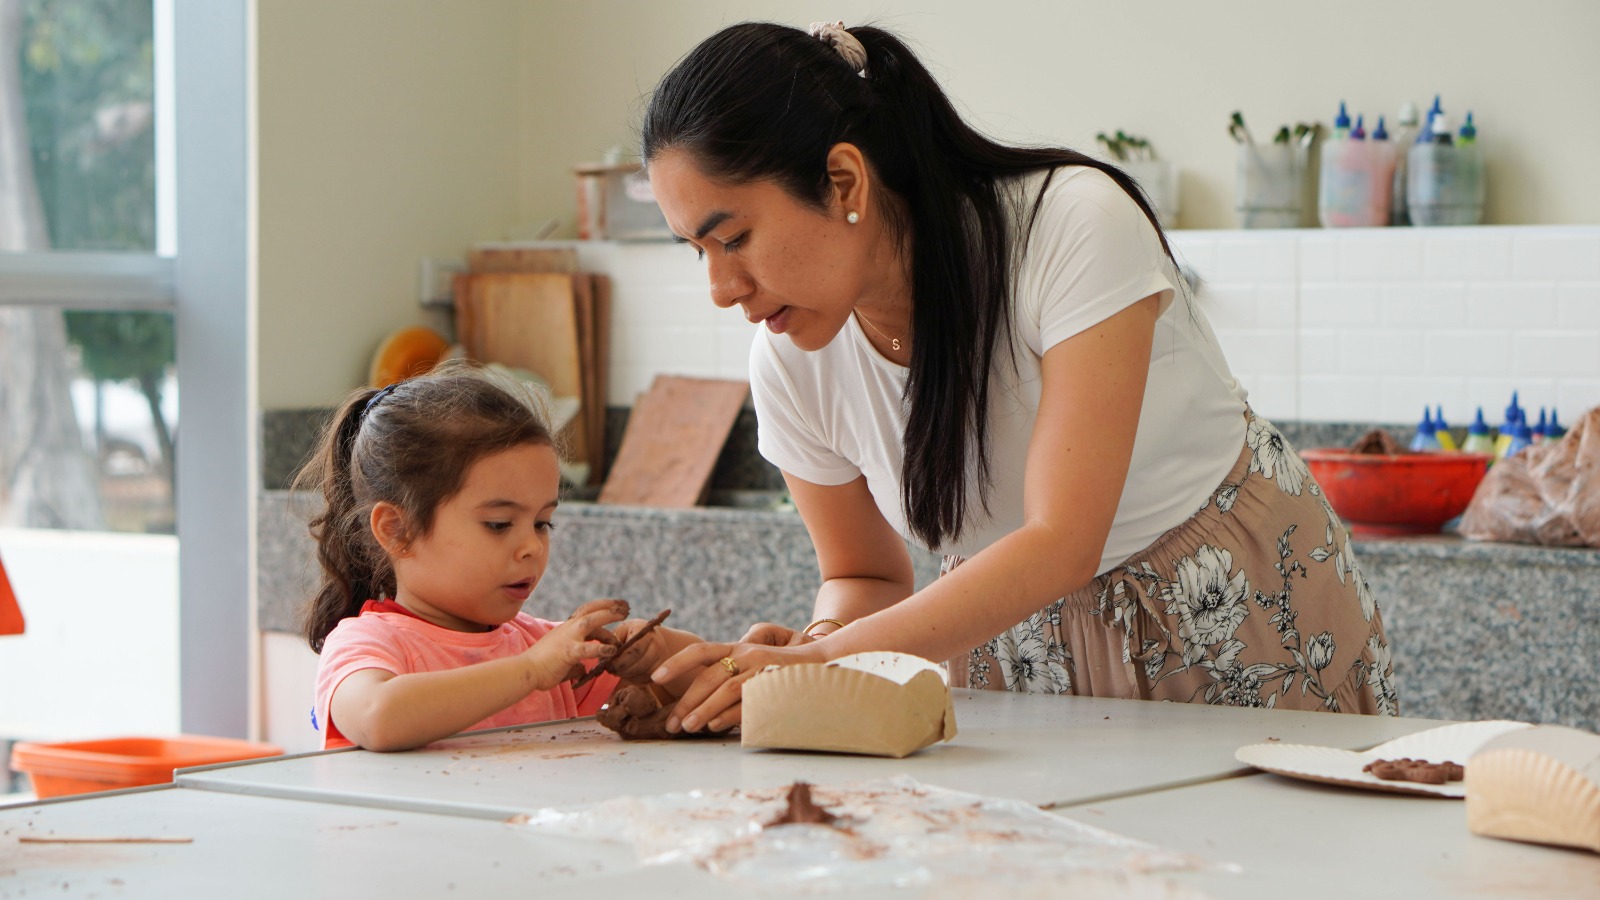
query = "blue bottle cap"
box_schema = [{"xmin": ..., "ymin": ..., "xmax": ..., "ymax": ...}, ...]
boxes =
[
  {"xmin": 1550, "ymin": 408, "xmax": 1567, "ymax": 437},
  {"xmin": 1435, "ymin": 404, "xmax": 1449, "ymax": 431},
  {"xmin": 1335, "ymin": 101, "xmax": 1351, "ymax": 131},
  {"xmin": 1460, "ymin": 111, "xmax": 1477, "ymax": 140},
  {"xmin": 1372, "ymin": 115, "xmax": 1389, "ymax": 140},
  {"xmin": 1352, "ymin": 114, "xmax": 1366, "ymax": 140},
  {"xmin": 1505, "ymin": 390, "xmax": 1522, "ymax": 426},
  {"xmin": 1418, "ymin": 95, "xmax": 1443, "ymax": 143},
  {"xmin": 1534, "ymin": 407, "xmax": 1548, "ymax": 436},
  {"xmin": 1468, "ymin": 407, "xmax": 1490, "ymax": 435},
  {"xmin": 1417, "ymin": 406, "xmax": 1435, "ymax": 433}
]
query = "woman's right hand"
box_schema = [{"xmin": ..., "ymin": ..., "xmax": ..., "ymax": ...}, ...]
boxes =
[{"xmin": 737, "ymin": 622, "xmax": 815, "ymax": 646}]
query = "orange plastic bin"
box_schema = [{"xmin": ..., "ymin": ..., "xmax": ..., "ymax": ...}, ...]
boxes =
[{"xmin": 10, "ymin": 735, "xmax": 283, "ymax": 798}]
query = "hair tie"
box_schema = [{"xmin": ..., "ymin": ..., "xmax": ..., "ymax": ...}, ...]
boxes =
[
  {"xmin": 362, "ymin": 383, "xmax": 398, "ymax": 418},
  {"xmin": 808, "ymin": 21, "xmax": 867, "ymax": 77}
]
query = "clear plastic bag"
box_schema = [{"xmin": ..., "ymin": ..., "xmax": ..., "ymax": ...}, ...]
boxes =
[
  {"xmin": 521, "ymin": 776, "xmax": 1236, "ymax": 892},
  {"xmin": 1459, "ymin": 406, "xmax": 1600, "ymax": 547}
]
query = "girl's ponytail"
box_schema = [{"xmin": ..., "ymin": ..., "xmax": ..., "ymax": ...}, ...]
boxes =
[{"xmin": 296, "ymin": 389, "xmax": 387, "ymax": 653}]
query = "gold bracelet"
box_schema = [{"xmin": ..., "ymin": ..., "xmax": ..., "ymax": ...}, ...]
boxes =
[{"xmin": 802, "ymin": 618, "xmax": 846, "ymax": 637}]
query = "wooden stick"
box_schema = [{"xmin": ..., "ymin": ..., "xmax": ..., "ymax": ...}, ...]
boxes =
[
  {"xmin": 571, "ymin": 608, "xmax": 671, "ymax": 689},
  {"xmin": 19, "ymin": 835, "xmax": 193, "ymax": 844}
]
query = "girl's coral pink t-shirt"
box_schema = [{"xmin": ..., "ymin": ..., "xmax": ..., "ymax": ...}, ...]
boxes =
[{"xmin": 314, "ymin": 604, "xmax": 618, "ymax": 749}]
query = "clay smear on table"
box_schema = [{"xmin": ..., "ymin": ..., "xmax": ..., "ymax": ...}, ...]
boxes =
[{"xmin": 765, "ymin": 782, "xmax": 843, "ymax": 828}]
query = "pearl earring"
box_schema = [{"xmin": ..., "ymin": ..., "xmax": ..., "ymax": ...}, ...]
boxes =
[{"xmin": 846, "ymin": 211, "xmax": 860, "ymax": 224}]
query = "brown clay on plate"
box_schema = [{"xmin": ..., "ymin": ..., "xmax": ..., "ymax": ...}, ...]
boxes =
[{"xmin": 1363, "ymin": 757, "xmax": 1465, "ymax": 785}]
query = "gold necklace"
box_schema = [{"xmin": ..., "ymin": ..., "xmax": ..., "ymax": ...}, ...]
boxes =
[{"xmin": 854, "ymin": 309, "xmax": 904, "ymax": 352}]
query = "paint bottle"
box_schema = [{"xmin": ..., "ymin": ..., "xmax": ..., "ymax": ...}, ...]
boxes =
[
  {"xmin": 1505, "ymin": 418, "xmax": 1535, "ymax": 457},
  {"xmin": 1390, "ymin": 102, "xmax": 1420, "ymax": 225},
  {"xmin": 1548, "ymin": 408, "xmax": 1567, "ymax": 441},
  {"xmin": 1494, "ymin": 392, "xmax": 1524, "ymax": 458},
  {"xmin": 1461, "ymin": 407, "xmax": 1496, "ymax": 455},
  {"xmin": 1410, "ymin": 406, "xmax": 1443, "ymax": 452},
  {"xmin": 1434, "ymin": 405, "xmax": 1457, "ymax": 451}
]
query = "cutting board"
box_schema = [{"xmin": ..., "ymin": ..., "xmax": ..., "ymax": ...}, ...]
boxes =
[
  {"xmin": 598, "ymin": 376, "xmax": 750, "ymax": 508},
  {"xmin": 455, "ymin": 272, "xmax": 589, "ymax": 464},
  {"xmin": 467, "ymin": 246, "xmax": 578, "ymax": 274}
]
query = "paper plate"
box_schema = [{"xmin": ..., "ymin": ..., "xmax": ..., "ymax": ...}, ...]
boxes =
[{"xmin": 1235, "ymin": 720, "xmax": 1535, "ymax": 798}]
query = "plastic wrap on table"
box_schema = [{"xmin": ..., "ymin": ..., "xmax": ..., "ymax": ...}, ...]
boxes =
[
  {"xmin": 521, "ymin": 776, "xmax": 1236, "ymax": 892},
  {"xmin": 1458, "ymin": 406, "xmax": 1600, "ymax": 547}
]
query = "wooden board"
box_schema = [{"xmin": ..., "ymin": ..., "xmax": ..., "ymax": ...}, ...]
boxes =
[
  {"xmin": 466, "ymin": 246, "xmax": 578, "ymax": 274},
  {"xmin": 589, "ymin": 274, "xmax": 612, "ymax": 484},
  {"xmin": 598, "ymin": 376, "xmax": 750, "ymax": 508},
  {"xmin": 455, "ymin": 272, "xmax": 588, "ymax": 464}
]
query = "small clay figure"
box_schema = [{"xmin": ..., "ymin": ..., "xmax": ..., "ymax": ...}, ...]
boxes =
[
  {"xmin": 765, "ymin": 782, "xmax": 840, "ymax": 828},
  {"xmin": 1349, "ymin": 429, "xmax": 1406, "ymax": 455}
]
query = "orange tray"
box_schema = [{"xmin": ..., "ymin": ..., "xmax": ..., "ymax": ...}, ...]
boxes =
[{"xmin": 10, "ymin": 735, "xmax": 283, "ymax": 798}]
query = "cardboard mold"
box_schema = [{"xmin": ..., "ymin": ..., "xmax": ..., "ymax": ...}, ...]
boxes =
[
  {"xmin": 740, "ymin": 652, "xmax": 958, "ymax": 759},
  {"xmin": 1467, "ymin": 724, "xmax": 1600, "ymax": 855}
]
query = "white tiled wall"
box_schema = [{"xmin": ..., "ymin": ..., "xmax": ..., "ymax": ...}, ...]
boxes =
[
  {"xmin": 1176, "ymin": 226, "xmax": 1600, "ymax": 424},
  {"xmin": 567, "ymin": 226, "xmax": 1600, "ymax": 425}
]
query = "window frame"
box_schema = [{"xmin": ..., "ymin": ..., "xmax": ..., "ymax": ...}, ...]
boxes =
[{"xmin": 2, "ymin": 0, "xmax": 256, "ymax": 739}]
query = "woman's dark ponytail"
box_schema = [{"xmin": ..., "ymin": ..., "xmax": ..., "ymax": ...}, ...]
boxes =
[{"xmin": 644, "ymin": 22, "xmax": 1176, "ymax": 549}]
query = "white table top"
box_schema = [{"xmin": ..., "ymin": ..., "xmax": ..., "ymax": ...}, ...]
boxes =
[
  {"xmin": 0, "ymin": 785, "xmax": 803, "ymax": 900},
  {"xmin": 1064, "ymin": 770, "xmax": 1600, "ymax": 899},
  {"xmin": 9, "ymin": 691, "xmax": 1584, "ymax": 899},
  {"xmin": 175, "ymin": 690, "xmax": 1437, "ymax": 819}
]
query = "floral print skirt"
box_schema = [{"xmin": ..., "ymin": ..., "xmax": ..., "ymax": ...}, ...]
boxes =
[{"xmin": 948, "ymin": 412, "xmax": 1398, "ymax": 715}]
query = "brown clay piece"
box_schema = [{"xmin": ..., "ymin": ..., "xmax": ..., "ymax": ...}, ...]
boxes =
[
  {"xmin": 765, "ymin": 782, "xmax": 841, "ymax": 828},
  {"xmin": 1363, "ymin": 757, "xmax": 1465, "ymax": 785}
]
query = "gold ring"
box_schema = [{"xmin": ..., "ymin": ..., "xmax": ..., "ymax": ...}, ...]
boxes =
[{"xmin": 719, "ymin": 657, "xmax": 740, "ymax": 677}]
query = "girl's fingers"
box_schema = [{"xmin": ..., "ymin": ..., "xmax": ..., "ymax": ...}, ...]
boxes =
[
  {"xmin": 569, "ymin": 602, "xmax": 629, "ymax": 637},
  {"xmin": 569, "ymin": 598, "xmax": 630, "ymax": 625}
]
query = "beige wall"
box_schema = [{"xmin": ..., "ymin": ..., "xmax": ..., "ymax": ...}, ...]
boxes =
[
  {"xmin": 258, "ymin": 0, "xmax": 1599, "ymax": 408},
  {"xmin": 519, "ymin": 0, "xmax": 1600, "ymax": 233},
  {"xmin": 257, "ymin": 0, "xmax": 522, "ymax": 409}
]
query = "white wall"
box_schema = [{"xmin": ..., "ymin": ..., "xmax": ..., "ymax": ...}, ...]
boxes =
[
  {"xmin": 257, "ymin": 0, "xmax": 523, "ymax": 409},
  {"xmin": 516, "ymin": 1, "xmax": 1600, "ymax": 234}
]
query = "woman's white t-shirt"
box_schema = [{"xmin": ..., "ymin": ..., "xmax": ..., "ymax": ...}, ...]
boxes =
[{"xmin": 751, "ymin": 166, "xmax": 1249, "ymax": 574}]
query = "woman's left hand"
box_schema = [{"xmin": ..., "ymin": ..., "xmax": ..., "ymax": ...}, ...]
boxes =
[{"xmin": 651, "ymin": 640, "xmax": 826, "ymax": 733}]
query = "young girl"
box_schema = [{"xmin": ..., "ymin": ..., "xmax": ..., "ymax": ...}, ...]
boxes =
[{"xmin": 298, "ymin": 360, "xmax": 700, "ymax": 751}]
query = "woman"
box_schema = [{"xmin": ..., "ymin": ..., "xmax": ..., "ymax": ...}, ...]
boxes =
[{"xmin": 645, "ymin": 21, "xmax": 1397, "ymax": 734}]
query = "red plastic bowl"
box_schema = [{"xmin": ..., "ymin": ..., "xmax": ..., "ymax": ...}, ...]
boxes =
[{"xmin": 1299, "ymin": 449, "xmax": 1493, "ymax": 537}]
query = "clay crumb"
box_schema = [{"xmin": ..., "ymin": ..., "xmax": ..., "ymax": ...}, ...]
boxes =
[{"xmin": 765, "ymin": 781, "xmax": 841, "ymax": 828}]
